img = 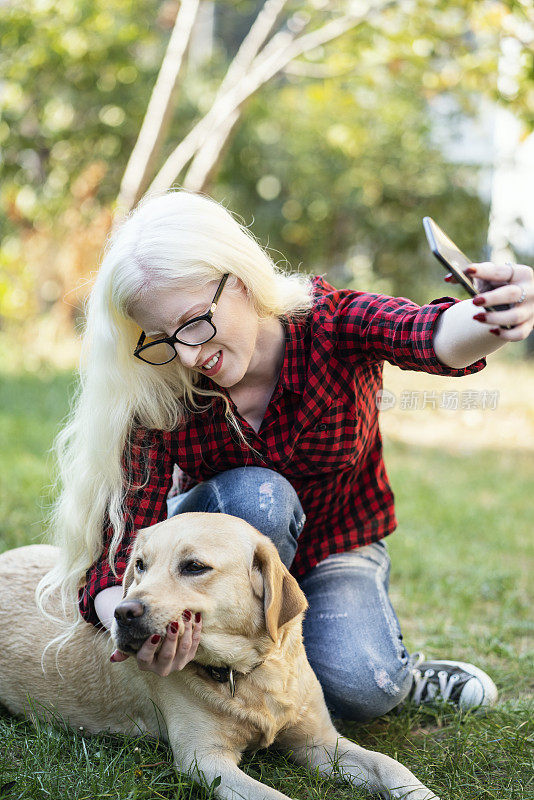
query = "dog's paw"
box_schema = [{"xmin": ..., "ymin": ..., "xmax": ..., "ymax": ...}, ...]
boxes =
[{"xmin": 386, "ymin": 788, "xmax": 440, "ymax": 800}]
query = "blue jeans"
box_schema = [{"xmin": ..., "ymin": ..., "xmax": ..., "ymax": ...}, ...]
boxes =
[{"xmin": 167, "ymin": 467, "xmax": 416, "ymax": 722}]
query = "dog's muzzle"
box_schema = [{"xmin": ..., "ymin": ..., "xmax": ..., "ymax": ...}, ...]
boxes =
[{"xmin": 113, "ymin": 599, "xmax": 156, "ymax": 654}]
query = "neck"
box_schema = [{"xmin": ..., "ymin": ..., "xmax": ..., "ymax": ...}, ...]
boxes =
[
  {"xmin": 194, "ymin": 623, "xmax": 301, "ymax": 675},
  {"xmin": 190, "ymin": 624, "xmax": 303, "ymax": 695},
  {"xmin": 193, "ymin": 631, "xmax": 274, "ymax": 674},
  {"xmin": 235, "ymin": 316, "xmax": 285, "ymax": 392}
]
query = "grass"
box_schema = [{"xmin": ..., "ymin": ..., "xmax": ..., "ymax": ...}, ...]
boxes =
[{"xmin": 0, "ymin": 367, "xmax": 533, "ymax": 799}]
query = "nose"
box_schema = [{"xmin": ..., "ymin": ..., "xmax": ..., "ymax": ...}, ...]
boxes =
[
  {"xmin": 174, "ymin": 342, "xmax": 201, "ymax": 368},
  {"xmin": 114, "ymin": 600, "xmax": 146, "ymax": 624}
]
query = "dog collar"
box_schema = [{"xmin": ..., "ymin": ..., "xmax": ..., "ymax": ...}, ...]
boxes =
[
  {"xmin": 201, "ymin": 665, "xmax": 236, "ymax": 696},
  {"xmin": 195, "ymin": 660, "xmax": 264, "ymax": 697}
]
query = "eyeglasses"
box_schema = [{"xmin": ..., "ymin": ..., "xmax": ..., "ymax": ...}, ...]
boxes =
[{"xmin": 133, "ymin": 273, "xmax": 229, "ymax": 365}]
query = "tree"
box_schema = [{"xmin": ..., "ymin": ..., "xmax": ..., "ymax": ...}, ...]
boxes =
[
  {"xmin": 116, "ymin": 0, "xmax": 390, "ymax": 216},
  {"xmin": 1, "ymin": 0, "xmax": 532, "ymax": 362}
]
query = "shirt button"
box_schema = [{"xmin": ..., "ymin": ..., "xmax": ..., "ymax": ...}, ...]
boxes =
[{"xmin": 316, "ymin": 423, "xmax": 327, "ymax": 432}]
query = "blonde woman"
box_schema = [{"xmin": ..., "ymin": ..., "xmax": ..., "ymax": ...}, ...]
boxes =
[{"xmin": 39, "ymin": 190, "xmax": 534, "ymax": 721}]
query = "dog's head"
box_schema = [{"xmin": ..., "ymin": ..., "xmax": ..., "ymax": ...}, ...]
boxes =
[{"xmin": 111, "ymin": 512, "xmax": 308, "ymax": 669}]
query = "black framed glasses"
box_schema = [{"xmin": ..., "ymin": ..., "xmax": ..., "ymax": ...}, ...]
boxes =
[{"xmin": 133, "ymin": 273, "xmax": 229, "ymax": 365}]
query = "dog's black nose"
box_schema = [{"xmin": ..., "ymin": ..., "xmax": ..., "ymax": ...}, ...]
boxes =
[{"xmin": 114, "ymin": 600, "xmax": 146, "ymax": 623}]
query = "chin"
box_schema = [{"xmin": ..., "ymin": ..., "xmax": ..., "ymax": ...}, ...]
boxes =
[{"xmin": 215, "ymin": 366, "xmax": 248, "ymax": 389}]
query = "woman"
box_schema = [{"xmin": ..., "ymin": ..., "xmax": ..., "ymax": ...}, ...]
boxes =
[{"xmin": 39, "ymin": 190, "xmax": 534, "ymax": 722}]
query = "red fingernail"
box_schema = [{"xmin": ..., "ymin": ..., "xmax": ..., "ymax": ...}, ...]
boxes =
[
  {"xmin": 473, "ymin": 313, "xmax": 487, "ymax": 322},
  {"xmin": 182, "ymin": 609, "xmax": 192, "ymax": 621},
  {"xmin": 169, "ymin": 621, "xmax": 179, "ymax": 634},
  {"xmin": 151, "ymin": 634, "xmax": 161, "ymax": 644},
  {"xmin": 465, "ymin": 267, "xmax": 476, "ymax": 275},
  {"xmin": 473, "ymin": 296, "xmax": 486, "ymax": 306},
  {"xmin": 195, "ymin": 612, "xmax": 201, "ymax": 623},
  {"xmin": 489, "ymin": 328, "xmax": 501, "ymax": 336}
]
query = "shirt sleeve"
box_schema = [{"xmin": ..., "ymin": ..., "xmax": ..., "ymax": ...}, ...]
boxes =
[
  {"xmin": 78, "ymin": 425, "xmax": 174, "ymax": 628},
  {"xmin": 319, "ymin": 281, "xmax": 486, "ymax": 376}
]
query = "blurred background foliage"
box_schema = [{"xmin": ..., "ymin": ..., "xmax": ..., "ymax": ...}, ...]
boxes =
[{"xmin": 1, "ymin": 0, "xmax": 533, "ymax": 369}]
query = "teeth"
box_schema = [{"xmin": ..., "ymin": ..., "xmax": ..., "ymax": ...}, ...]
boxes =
[{"xmin": 202, "ymin": 351, "xmax": 220, "ymax": 370}]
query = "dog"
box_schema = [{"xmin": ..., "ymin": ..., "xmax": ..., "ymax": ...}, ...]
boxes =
[{"xmin": 0, "ymin": 512, "xmax": 439, "ymax": 799}]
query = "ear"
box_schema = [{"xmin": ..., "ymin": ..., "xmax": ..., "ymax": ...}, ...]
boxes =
[{"xmin": 252, "ymin": 539, "xmax": 308, "ymax": 642}]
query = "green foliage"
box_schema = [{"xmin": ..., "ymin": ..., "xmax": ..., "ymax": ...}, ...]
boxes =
[
  {"xmin": 0, "ymin": 0, "xmax": 165, "ymax": 225},
  {"xmin": 215, "ymin": 0, "xmax": 533, "ymax": 301},
  {"xmin": 218, "ymin": 76, "xmax": 490, "ymax": 303},
  {"xmin": 0, "ymin": 0, "xmax": 532, "ymax": 343}
]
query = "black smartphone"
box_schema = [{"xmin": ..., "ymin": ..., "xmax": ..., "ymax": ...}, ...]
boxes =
[{"xmin": 423, "ymin": 216, "xmax": 512, "ymax": 326}]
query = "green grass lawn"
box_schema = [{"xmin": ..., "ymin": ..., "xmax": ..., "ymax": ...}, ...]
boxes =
[{"xmin": 0, "ymin": 369, "xmax": 532, "ymax": 799}]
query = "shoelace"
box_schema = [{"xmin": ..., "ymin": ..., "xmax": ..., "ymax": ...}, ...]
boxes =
[{"xmin": 411, "ymin": 667, "xmax": 470, "ymax": 705}]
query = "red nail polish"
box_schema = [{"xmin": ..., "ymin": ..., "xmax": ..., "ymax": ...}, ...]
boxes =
[
  {"xmin": 473, "ymin": 313, "xmax": 487, "ymax": 322},
  {"xmin": 150, "ymin": 634, "xmax": 161, "ymax": 644},
  {"xmin": 195, "ymin": 612, "xmax": 201, "ymax": 623},
  {"xmin": 472, "ymin": 296, "xmax": 486, "ymax": 306},
  {"xmin": 465, "ymin": 267, "xmax": 476, "ymax": 275},
  {"xmin": 169, "ymin": 621, "xmax": 179, "ymax": 634},
  {"xmin": 182, "ymin": 609, "xmax": 192, "ymax": 621},
  {"xmin": 489, "ymin": 328, "xmax": 501, "ymax": 336}
]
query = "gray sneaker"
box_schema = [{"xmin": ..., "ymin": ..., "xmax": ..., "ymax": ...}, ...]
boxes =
[{"xmin": 409, "ymin": 652, "xmax": 498, "ymax": 711}]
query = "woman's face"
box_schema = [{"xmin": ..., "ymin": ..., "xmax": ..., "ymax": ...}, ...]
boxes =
[{"xmin": 130, "ymin": 278, "xmax": 261, "ymax": 388}]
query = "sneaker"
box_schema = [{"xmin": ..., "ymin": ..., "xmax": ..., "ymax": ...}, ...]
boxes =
[{"xmin": 408, "ymin": 652, "xmax": 498, "ymax": 711}]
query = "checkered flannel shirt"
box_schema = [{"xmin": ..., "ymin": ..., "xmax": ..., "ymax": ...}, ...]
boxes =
[{"xmin": 79, "ymin": 276, "xmax": 486, "ymax": 626}]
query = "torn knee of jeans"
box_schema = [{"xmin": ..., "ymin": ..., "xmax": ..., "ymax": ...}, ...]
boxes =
[
  {"xmin": 367, "ymin": 655, "xmax": 404, "ymax": 697},
  {"xmin": 258, "ymin": 481, "xmax": 275, "ymax": 519}
]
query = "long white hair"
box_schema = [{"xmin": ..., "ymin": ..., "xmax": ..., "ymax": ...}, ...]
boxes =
[{"xmin": 36, "ymin": 190, "xmax": 314, "ymax": 651}]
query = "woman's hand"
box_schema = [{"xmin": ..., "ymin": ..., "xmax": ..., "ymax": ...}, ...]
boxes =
[
  {"xmin": 445, "ymin": 261, "xmax": 534, "ymax": 340},
  {"xmin": 110, "ymin": 609, "xmax": 202, "ymax": 677}
]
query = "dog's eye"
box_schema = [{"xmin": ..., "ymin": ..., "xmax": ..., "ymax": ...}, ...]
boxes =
[
  {"xmin": 181, "ymin": 560, "xmax": 210, "ymax": 575},
  {"xmin": 135, "ymin": 559, "xmax": 145, "ymax": 573}
]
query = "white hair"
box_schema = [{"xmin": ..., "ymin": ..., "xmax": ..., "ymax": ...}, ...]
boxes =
[{"xmin": 36, "ymin": 190, "xmax": 314, "ymax": 651}]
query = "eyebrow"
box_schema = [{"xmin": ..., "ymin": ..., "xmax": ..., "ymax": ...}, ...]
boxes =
[{"xmin": 145, "ymin": 302, "xmax": 207, "ymax": 337}]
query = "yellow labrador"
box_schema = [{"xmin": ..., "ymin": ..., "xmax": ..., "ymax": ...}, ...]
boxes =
[{"xmin": 0, "ymin": 513, "xmax": 439, "ymax": 800}]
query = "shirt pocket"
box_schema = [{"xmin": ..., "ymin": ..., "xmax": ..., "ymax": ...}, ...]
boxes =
[{"xmin": 284, "ymin": 400, "xmax": 362, "ymax": 476}]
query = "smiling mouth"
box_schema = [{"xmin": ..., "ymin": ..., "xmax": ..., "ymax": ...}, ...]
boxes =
[{"xmin": 200, "ymin": 350, "xmax": 222, "ymax": 372}]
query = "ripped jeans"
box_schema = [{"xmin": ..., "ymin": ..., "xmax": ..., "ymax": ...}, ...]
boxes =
[{"xmin": 167, "ymin": 466, "xmax": 416, "ymax": 722}]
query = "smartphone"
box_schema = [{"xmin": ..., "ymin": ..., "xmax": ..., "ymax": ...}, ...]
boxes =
[{"xmin": 423, "ymin": 216, "xmax": 512, "ymax": 326}]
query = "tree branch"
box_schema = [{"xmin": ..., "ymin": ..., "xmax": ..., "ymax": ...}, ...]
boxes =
[
  {"xmin": 183, "ymin": 108, "xmax": 240, "ymax": 191},
  {"xmin": 217, "ymin": 0, "xmax": 289, "ymax": 97},
  {"xmin": 115, "ymin": 0, "xmax": 200, "ymax": 217},
  {"xmin": 149, "ymin": 7, "xmax": 376, "ymax": 193}
]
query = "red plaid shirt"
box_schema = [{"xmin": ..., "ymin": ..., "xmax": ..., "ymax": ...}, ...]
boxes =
[{"xmin": 79, "ymin": 277, "xmax": 486, "ymax": 626}]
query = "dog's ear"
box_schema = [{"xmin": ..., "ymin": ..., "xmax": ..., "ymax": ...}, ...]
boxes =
[{"xmin": 252, "ymin": 539, "xmax": 308, "ymax": 642}]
